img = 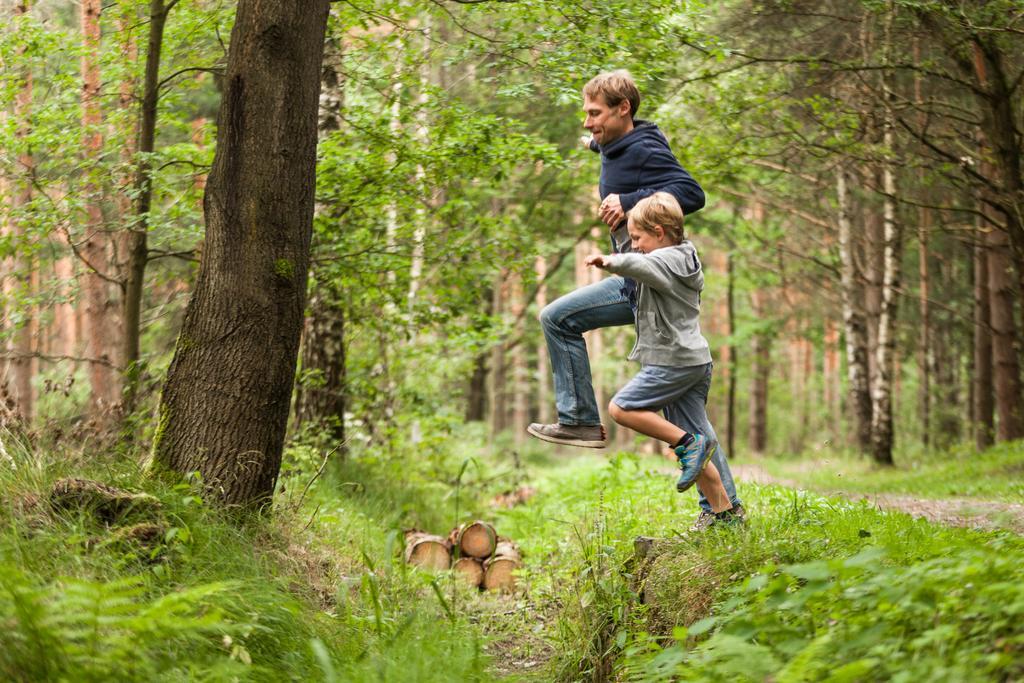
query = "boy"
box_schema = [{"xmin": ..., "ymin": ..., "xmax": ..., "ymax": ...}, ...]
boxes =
[{"xmin": 585, "ymin": 192, "xmax": 740, "ymax": 525}]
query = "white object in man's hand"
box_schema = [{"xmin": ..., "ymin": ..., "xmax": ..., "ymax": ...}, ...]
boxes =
[
  {"xmin": 599, "ymin": 193, "xmax": 625, "ymax": 228},
  {"xmin": 579, "ymin": 135, "xmax": 594, "ymax": 149}
]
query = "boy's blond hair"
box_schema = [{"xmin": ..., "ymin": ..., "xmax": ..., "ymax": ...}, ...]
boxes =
[
  {"xmin": 582, "ymin": 70, "xmax": 641, "ymax": 119},
  {"xmin": 630, "ymin": 192, "xmax": 685, "ymax": 244}
]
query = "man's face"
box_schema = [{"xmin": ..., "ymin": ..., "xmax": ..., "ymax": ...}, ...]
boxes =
[{"xmin": 583, "ymin": 95, "xmax": 631, "ymax": 145}]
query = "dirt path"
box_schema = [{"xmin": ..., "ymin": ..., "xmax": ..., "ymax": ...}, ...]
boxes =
[{"xmin": 731, "ymin": 463, "xmax": 1024, "ymax": 533}]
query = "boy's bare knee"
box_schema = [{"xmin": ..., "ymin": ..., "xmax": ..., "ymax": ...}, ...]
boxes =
[{"xmin": 608, "ymin": 401, "xmax": 625, "ymax": 423}]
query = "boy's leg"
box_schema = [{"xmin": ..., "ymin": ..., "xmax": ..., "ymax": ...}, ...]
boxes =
[
  {"xmin": 695, "ymin": 461, "xmax": 731, "ymax": 512},
  {"xmin": 660, "ymin": 364, "xmax": 742, "ymax": 513},
  {"xmin": 529, "ymin": 277, "xmax": 633, "ymax": 446}
]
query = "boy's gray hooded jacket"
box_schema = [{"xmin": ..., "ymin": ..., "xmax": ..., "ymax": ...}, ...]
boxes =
[{"xmin": 604, "ymin": 241, "xmax": 711, "ymax": 368}]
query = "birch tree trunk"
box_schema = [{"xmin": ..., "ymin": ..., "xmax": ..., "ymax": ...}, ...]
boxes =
[
  {"xmin": 869, "ymin": 17, "xmax": 900, "ymax": 466},
  {"xmin": 836, "ymin": 165, "xmax": 872, "ymax": 445},
  {"xmin": 153, "ymin": 0, "xmax": 330, "ymax": 508}
]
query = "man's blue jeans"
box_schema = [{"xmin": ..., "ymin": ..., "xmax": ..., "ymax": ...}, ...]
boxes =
[{"xmin": 539, "ymin": 276, "xmax": 740, "ymax": 512}]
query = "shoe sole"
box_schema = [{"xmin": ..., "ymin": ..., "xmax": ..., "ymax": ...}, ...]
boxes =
[
  {"xmin": 526, "ymin": 425, "xmax": 606, "ymax": 449},
  {"xmin": 676, "ymin": 441, "xmax": 717, "ymax": 492}
]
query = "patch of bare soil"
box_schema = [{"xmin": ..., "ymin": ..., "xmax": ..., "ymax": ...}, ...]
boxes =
[{"xmin": 731, "ymin": 463, "xmax": 1024, "ymax": 533}]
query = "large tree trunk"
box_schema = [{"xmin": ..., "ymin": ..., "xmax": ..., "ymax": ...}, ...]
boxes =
[
  {"xmin": 80, "ymin": 0, "xmax": 121, "ymax": 426},
  {"xmin": 153, "ymin": 0, "xmax": 330, "ymax": 508},
  {"xmin": 836, "ymin": 165, "xmax": 872, "ymax": 446},
  {"xmin": 978, "ymin": 136, "xmax": 1024, "ymax": 442},
  {"xmin": 987, "ymin": 219, "xmax": 1024, "ymax": 441}
]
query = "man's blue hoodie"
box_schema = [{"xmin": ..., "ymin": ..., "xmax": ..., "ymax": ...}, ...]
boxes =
[{"xmin": 591, "ymin": 120, "xmax": 705, "ymax": 254}]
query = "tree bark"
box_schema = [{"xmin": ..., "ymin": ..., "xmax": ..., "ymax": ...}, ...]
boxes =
[
  {"xmin": 725, "ymin": 249, "xmax": 738, "ymax": 459},
  {"xmin": 509, "ymin": 270, "xmax": 528, "ymax": 444},
  {"xmin": 295, "ymin": 281, "xmax": 346, "ymax": 446},
  {"xmin": 153, "ymin": 0, "xmax": 330, "ymax": 508},
  {"xmin": 836, "ymin": 165, "xmax": 872, "ymax": 445},
  {"xmin": 294, "ymin": 19, "xmax": 346, "ymax": 448},
  {"xmin": 7, "ymin": 0, "xmax": 35, "ymax": 422},
  {"xmin": 869, "ymin": 12, "xmax": 899, "ymax": 467},
  {"xmin": 748, "ymin": 289, "xmax": 770, "ymax": 456},
  {"xmin": 987, "ymin": 219, "xmax": 1024, "ymax": 441},
  {"xmin": 80, "ymin": 0, "xmax": 121, "ymax": 426},
  {"xmin": 488, "ymin": 270, "xmax": 509, "ymax": 435},
  {"xmin": 534, "ymin": 256, "xmax": 550, "ymax": 425},
  {"xmin": 972, "ymin": 230, "xmax": 994, "ymax": 450},
  {"xmin": 122, "ymin": 0, "xmax": 172, "ymax": 413}
]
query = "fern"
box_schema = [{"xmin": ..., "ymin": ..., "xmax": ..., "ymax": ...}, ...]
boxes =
[{"xmin": 0, "ymin": 564, "xmax": 245, "ymax": 681}]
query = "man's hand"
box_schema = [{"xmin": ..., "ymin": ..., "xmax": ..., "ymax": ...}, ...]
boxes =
[
  {"xmin": 585, "ymin": 254, "xmax": 611, "ymax": 269},
  {"xmin": 599, "ymin": 193, "xmax": 625, "ymax": 228}
]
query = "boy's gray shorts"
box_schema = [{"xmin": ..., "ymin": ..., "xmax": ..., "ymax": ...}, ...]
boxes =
[{"xmin": 611, "ymin": 362, "xmax": 712, "ymax": 411}]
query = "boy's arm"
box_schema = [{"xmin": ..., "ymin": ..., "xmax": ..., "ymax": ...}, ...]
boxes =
[
  {"xmin": 617, "ymin": 147, "xmax": 705, "ymax": 216},
  {"xmin": 601, "ymin": 252, "xmax": 680, "ymax": 292}
]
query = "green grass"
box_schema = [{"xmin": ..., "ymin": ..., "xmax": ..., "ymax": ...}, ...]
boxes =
[
  {"xmin": 758, "ymin": 439, "xmax": 1024, "ymax": 503},
  {"xmin": 3, "ymin": 423, "xmax": 1023, "ymax": 681},
  {"xmin": 0, "ymin": 427, "xmax": 493, "ymax": 681},
  {"xmin": 483, "ymin": 447, "xmax": 1024, "ymax": 682}
]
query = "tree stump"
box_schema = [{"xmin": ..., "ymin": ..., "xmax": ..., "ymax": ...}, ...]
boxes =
[{"xmin": 483, "ymin": 540, "xmax": 520, "ymax": 591}]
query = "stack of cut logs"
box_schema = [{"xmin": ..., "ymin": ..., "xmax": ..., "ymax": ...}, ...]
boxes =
[{"xmin": 404, "ymin": 520, "xmax": 521, "ymax": 591}]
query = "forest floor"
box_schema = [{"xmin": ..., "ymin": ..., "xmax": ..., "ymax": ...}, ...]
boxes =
[{"xmin": 730, "ymin": 462, "xmax": 1024, "ymax": 533}]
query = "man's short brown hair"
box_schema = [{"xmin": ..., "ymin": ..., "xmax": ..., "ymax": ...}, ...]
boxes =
[
  {"xmin": 630, "ymin": 192, "xmax": 685, "ymax": 244},
  {"xmin": 583, "ymin": 70, "xmax": 641, "ymax": 119}
]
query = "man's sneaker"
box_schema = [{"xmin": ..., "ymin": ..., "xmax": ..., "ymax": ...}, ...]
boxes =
[
  {"xmin": 674, "ymin": 434, "xmax": 717, "ymax": 492},
  {"xmin": 689, "ymin": 504, "xmax": 747, "ymax": 532},
  {"xmin": 526, "ymin": 423, "xmax": 606, "ymax": 449}
]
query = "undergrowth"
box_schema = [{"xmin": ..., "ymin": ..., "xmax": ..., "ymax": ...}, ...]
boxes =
[
  {"xmin": 0, "ymin": 427, "xmax": 491, "ymax": 681},
  {"xmin": 491, "ymin": 449, "xmax": 1024, "ymax": 682}
]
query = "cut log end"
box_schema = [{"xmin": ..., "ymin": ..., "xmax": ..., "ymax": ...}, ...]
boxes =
[
  {"xmin": 404, "ymin": 533, "xmax": 451, "ymax": 571},
  {"xmin": 453, "ymin": 557, "xmax": 484, "ymax": 587},
  {"xmin": 483, "ymin": 540, "xmax": 521, "ymax": 591},
  {"xmin": 483, "ymin": 558, "xmax": 517, "ymax": 591},
  {"xmin": 458, "ymin": 520, "xmax": 497, "ymax": 559}
]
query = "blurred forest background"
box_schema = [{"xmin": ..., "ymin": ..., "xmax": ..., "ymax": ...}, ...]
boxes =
[{"xmin": 1, "ymin": 0, "xmax": 1022, "ymax": 472}]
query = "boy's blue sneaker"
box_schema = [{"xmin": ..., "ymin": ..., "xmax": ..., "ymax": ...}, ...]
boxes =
[{"xmin": 674, "ymin": 434, "xmax": 717, "ymax": 492}]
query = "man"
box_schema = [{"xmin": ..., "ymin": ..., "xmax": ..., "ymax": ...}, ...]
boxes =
[{"xmin": 527, "ymin": 70, "xmax": 742, "ymax": 527}]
